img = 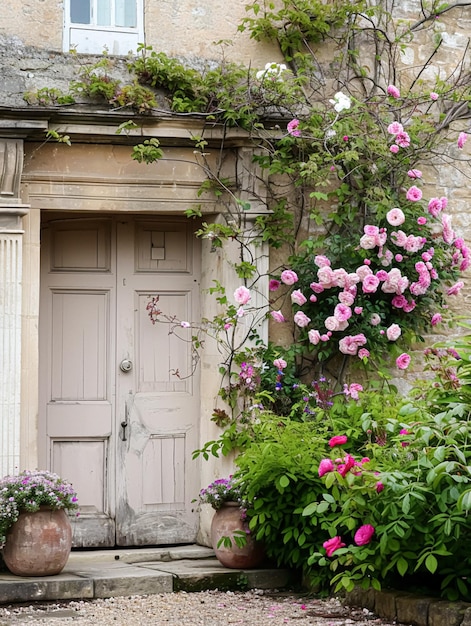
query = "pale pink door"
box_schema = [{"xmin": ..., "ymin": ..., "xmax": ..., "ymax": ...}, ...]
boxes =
[{"xmin": 39, "ymin": 214, "xmax": 201, "ymax": 547}]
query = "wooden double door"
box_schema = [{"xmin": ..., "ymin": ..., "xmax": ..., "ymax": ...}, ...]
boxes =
[{"xmin": 39, "ymin": 213, "xmax": 200, "ymax": 547}]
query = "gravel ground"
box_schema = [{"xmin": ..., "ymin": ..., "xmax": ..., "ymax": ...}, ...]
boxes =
[{"xmin": 0, "ymin": 591, "xmax": 406, "ymax": 625}]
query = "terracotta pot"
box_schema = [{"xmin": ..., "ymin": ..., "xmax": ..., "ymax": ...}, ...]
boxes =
[
  {"xmin": 2, "ymin": 507, "xmax": 72, "ymax": 576},
  {"xmin": 210, "ymin": 502, "xmax": 265, "ymax": 569}
]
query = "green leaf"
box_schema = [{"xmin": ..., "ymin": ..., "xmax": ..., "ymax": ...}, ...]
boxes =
[
  {"xmin": 397, "ymin": 557, "xmax": 408, "ymax": 577},
  {"xmin": 425, "ymin": 554, "xmax": 438, "ymax": 574}
]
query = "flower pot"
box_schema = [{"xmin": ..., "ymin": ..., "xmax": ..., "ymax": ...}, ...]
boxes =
[
  {"xmin": 2, "ymin": 507, "xmax": 72, "ymax": 576},
  {"xmin": 210, "ymin": 502, "xmax": 265, "ymax": 569}
]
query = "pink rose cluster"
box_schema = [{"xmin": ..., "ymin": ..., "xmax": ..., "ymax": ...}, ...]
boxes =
[
  {"xmin": 323, "ymin": 524, "xmax": 375, "ymax": 557},
  {"xmin": 272, "ymin": 192, "xmax": 468, "ymax": 367}
]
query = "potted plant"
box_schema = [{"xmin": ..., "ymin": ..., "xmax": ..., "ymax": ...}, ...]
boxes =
[
  {"xmin": 0, "ymin": 469, "xmax": 79, "ymax": 576},
  {"xmin": 198, "ymin": 476, "xmax": 265, "ymax": 569}
]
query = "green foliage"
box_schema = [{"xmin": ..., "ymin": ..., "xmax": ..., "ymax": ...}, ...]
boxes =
[{"xmin": 233, "ymin": 335, "xmax": 471, "ymax": 601}]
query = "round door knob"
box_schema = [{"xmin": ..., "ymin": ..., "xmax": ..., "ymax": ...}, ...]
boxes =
[{"xmin": 119, "ymin": 359, "xmax": 133, "ymax": 372}]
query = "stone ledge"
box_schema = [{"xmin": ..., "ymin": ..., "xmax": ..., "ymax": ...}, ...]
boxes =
[{"xmin": 345, "ymin": 587, "xmax": 471, "ymax": 626}]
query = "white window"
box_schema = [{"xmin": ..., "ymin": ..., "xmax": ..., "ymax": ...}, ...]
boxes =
[{"xmin": 64, "ymin": 0, "xmax": 144, "ymax": 55}]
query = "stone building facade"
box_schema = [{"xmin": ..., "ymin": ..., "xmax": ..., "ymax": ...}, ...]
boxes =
[{"xmin": 0, "ymin": 0, "xmax": 470, "ymax": 548}]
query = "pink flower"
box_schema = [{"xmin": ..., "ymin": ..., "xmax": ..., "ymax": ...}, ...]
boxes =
[
  {"xmin": 310, "ymin": 282, "xmax": 325, "ymax": 294},
  {"xmin": 354, "ymin": 524, "xmax": 375, "ymax": 546},
  {"xmin": 387, "ymin": 85, "xmax": 400, "ymax": 98},
  {"xmin": 269, "ymin": 279, "xmax": 281, "ymax": 291},
  {"xmin": 458, "ymin": 132, "xmax": 468, "ymax": 149},
  {"xmin": 395, "ymin": 131, "xmax": 410, "ymax": 148},
  {"xmin": 354, "ymin": 306, "xmax": 363, "ymax": 315},
  {"xmin": 294, "ymin": 311, "xmax": 311, "ymax": 327},
  {"xmin": 291, "ymin": 289, "xmax": 307, "ymax": 306},
  {"xmin": 417, "ymin": 216, "xmax": 427, "ymax": 225},
  {"xmin": 287, "ymin": 119, "xmax": 301, "ymax": 137},
  {"xmin": 270, "ymin": 310, "xmax": 285, "ymax": 323},
  {"xmin": 406, "ymin": 186, "xmax": 423, "ymax": 202},
  {"xmin": 325, "ymin": 316, "xmax": 341, "ymax": 332},
  {"xmin": 376, "ymin": 482, "xmax": 384, "ymax": 493},
  {"xmin": 180, "ymin": 321, "xmax": 191, "ymax": 328},
  {"xmin": 387, "ymin": 121, "xmax": 404, "ymax": 135},
  {"xmin": 399, "ymin": 428, "xmax": 410, "ymax": 435},
  {"xmin": 323, "ymin": 536, "xmax": 346, "ymax": 557},
  {"xmin": 234, "ymin": 286, "xmax": 251, "ymax": 305},
  {"xmin": 280, "ymin": 270, "xmax": 298, "ymax": 285},
  {"xmin": 334, "ymin": 303, "xmax": 352, "ymax": 322},
  {"xmin": 308, "ymin": 329, "xmax": 321, "ymax": 345},
  {"xmin": 309, "ymin": 294, "xmax": 317, "ymax": 303},
  {"xmin": 318, "ymin": 459, "xmax": 335, "ymax": 477},
  {"xmin": 407, "ymin": 169, "xmax": 422, "ymax": 179},
  {"xmin": 430, "ymin": 92, "xmax": 439, "ymax": 101},
  {"xmin": 314, "ymin": 255, "xmax": 331, "ymax": 268},
  {"xmin": 428, "ymin": 197, "xmax": 443, "ymax": 218},
  {"xmin": 358, "ymin": 348, "xmax": 369, "ymax": 359},
  {"xmin": 362, "ymin": 274, "xmax": 380, "ymax": 294},
  {"xmin": 329, "ymin": 435, "xmax": 348, "ymax": 448},
  {"xmin": 236, "ymin": 307, "xmax": 245, "ymax": 317},
  {"xmin": 339, "ymin": 334, "xmax": 367, "ymax": 356},
  {"xmin": 343, "ymin": 135, "xmax": 349, "ymax": 142},
  {"xmin": 369, "ymin": 313, "xmax": 381, "ymax": 326},
  {"xmin": 386, "ymin": 324, "xmax": 402, "ymax": 341},
  {"xmin": 390, "ymin": 145, "xmax": 399, "ymax": 154},
  {"xmin": 273, "ymin": 358, "xmax": 287, "ymax": 370},
  {"xmin": 447, "ymin": 281, "xmax": 464, "ymax": 296},
  {"xmin": 337, "ymin": 454, "xmax": 355, "ymax": 477},
  {"xmin": 344, "ymin": 383, "xmax": 363, "ymax": 399},
  {"xmin": 442, "ymin": 214, "xmax": 455, "ymax": 245},
  {"xmin": 386, "ymin": 208, "xmax": 405, "ymax": 226},
  {"xmin": 396, "ymin": 353, "xmax": 411, "ymax": 370}
]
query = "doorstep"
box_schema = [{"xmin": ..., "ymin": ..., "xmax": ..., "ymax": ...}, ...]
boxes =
[{"xmin": 0, "ymin": 545, "xmax": 294, "ymax": 605}]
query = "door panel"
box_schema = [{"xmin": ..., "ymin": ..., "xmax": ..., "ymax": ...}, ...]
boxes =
[
  {"xmin": 115, "ymin": 219, "xmax": 200, "ymax": 545},
  {"xmin": 40, "ymin": 214, "xmax": 200, "ymax": 547}
]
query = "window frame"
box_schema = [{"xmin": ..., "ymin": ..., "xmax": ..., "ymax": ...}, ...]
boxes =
[{"xmin": 63, "ymin": 0, "xmax": 144, "ymax": 55}]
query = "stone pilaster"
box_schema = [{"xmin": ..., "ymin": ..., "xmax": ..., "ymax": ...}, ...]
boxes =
[{"xmin": 0, "ymin": 137, "xmax": 29, "ymax": 475}]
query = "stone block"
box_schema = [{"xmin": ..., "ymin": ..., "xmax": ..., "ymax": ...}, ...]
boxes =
[
  {"xmin": 428, "ymin": 601, "xmax": 469, "ymax": 626},
  {"xmin": 0, "ymin": 577, "xmax": 94, "ymax": 604},
  {"xmin": 396, "ymin": 594, "xmax": 436, "ymax": 626},
  {"xmin": 373, "ymin": 590, "xmax": 398, "ymax": 620}
]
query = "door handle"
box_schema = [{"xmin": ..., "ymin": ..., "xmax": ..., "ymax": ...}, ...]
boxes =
[
  {"xmin": 120, "ymin": 397, "xmax": 130, "ymax": 441},
  {"xmin": 120, "ymin": 359, "xmax": 133, "ymax": 372}
]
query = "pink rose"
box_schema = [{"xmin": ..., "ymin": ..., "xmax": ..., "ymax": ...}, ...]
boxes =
[
  {"xmin": 407, "ymin": 169, "xmax": 422, "ymax": 179},
  {"xmin": 387, "ymin": 121, "xmax": 404, "ymax": 135},
  {"xmin": 325, "ymin": 316, "xmax": 341, "ymax": 332},
  {"xmin": 430, "ymin": 92, "xmax": 439, "ymax": 101},
  {"xmin": 310, "ymin": 282, "xmax": 325, "ymax": 294},
  {"xmin": 344, "ymin": 383, "xmax": 363, "ymax": 399},
  {"xmin": 362, "ymin": 274, "xmax": 380, "ymax": 294},
  {"xmin": 270, "ymin": 310, "xmax": 285, "ymax": 323},
  {"xmin": 329, "ymin": 435, "xmax": 348, "ymax": 447},
  {"xmin": 291, "ymin": 289, "xmax": 307, "ymax": 306},
  {"xmin": 337, "ymin": 454, "xmax": 356, "ymax": 477},
  {"xmin": 387, "ymin": 85, "xmax": 400, "ymax": 98},
  {"xmin": 280, "ymin": 270, "xmax": 298, "ymax": 285},
  {"xmin": 458, "ymin": 132, "xmax": 468, "ymax": 149},
  {"xmin": 358, "ymin": 348, "xmax": 369, "ymax": 359},
  {"xmin": 395, "ymin": 131, "xmax": 410, "ymax": 148},
  {"xmin": 308, "ymin": 329, "xmax": 321, "ymax": 345},
  {"xmin": 386, "ymin": 208, "xmax": 405, "ymax": 226},
  {"xmin": 390, "ymin": 145, "xmax": 399, "ymax": 154},
  {"xmin": 369, "ymin": 313, "xmax": 381, "ymax": 326},
  {"xmin": 273, "ymin": 358, "xmax": 287, "ymax": 370},
  {"xmin": 318, "ymin": 459, "xmax": 335, "ymax": 477},
  {"xmin": 269, "ymin": 279, "xmax": 281, "ymax": 291},
  {"xmin": 428, "ymin": 197, "xmax": 443, "ymax": 218},
  {"xmin": 287, "ymin": 119, "xmax": 300, "ymax": 137},
  {"xmin": 314, "ymin": 255, "xmax": 331, "ymax": 268},
  {"xmin": 354, "ymin": 524, "xmax": 375, "ymax": 546},
  {"xmin": 334, "ymin": 303, "xmax": 352, "ymax": 322},
  {"xmin": 376, "ymin": 482, "xmax": 385, "ymax": 493},
  {"xmin": 396, "ymin": 353, "xmax": 411, "ymax": 370},
  {"xmin": 234, "ymin": 286, "xmax": 251, "ymax": 305},
  {"xmin": 294, "ymin": 311, "xmax": 311, "ymax": 327},
  {"xmin": 386, "ymin": 324, "xmax": 401, "ymax": 341},
  {"xmin": 323, "ymin": 536, "xmax": 345, "ymax": 557},
  {"xmin": 447, "ymin": 281, "xmax": 464, "ymax": 296},
  {"xmin": 406, "ymin": 186, "xmax": 423, "ymax": 202},
  {"xmin": 417, "ymin": 217, "xmax": 427, "ymax": 225}
]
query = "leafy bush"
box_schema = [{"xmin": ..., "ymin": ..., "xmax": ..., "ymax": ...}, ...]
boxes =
[{"xmin": 234, "ymin": 333, "xmax": 471, "ymax": 601}]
